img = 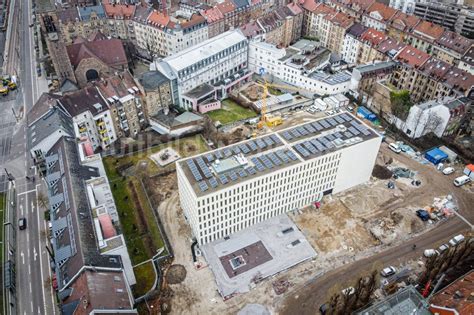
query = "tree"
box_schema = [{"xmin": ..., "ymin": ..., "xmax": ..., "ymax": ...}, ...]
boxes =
[
  {"xmin": 37, "ymin": 192, "xmax": 49, "ymax": 210},
  {"xmin": 390, "ymin": 90, "xmax": 413, "ymax": 120},
  {"xmin": 422, "ymin": 111, "xmax": 444, "ymax": 136}
]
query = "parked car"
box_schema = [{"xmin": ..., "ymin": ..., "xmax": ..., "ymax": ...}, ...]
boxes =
[
  {"xmin": 325, "ymin": 110, "xmax": 335, "ymax": 116},
  {"xmin": 341, "ymin": 287, "xmax": 355, "ymax": 296},
  {"xmin": 416, "ymin": 209, "xmax": 430, "ymax": 221},
  {"xmin": 449, "ymin": 234, "xmax": 465, "ymax": 246},
  {"xmin": 453, "ymin": 175, "xmax": 471, "ymax": 187},
  {"xmin": 347, "ymin": 106, "xmax": 354, "ymax": 112},
  {"xmin": 442, "ymin": 167, "xmax": 455, "ymax": 175},
  {"xmin": 380, "ymin": 266, "xmax": 397, "ymax": 277},
  {"xmin": 18, "ymin": 217, "xmax": 27, "ymax": 230},
  {"xmin": 389, "ymin": 143, "xmax": 401, "ymax": 153},
  {"xmin": 438, "ymin": 244, "xmax": 450, "ymax": 253},
  {"xmin": 424, "ymin": 249, "xmax": 439, "ymax": 258}
]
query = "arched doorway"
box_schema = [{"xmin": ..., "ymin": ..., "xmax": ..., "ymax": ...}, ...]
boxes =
[{"xmin": 85, "ymin": 69, "xmax": 99, "ymax": 82}]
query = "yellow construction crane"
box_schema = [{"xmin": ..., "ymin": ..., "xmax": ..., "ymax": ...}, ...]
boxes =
[{"xmin": 255, "ymin": 79, "xmax": 315, "ymax": 129}]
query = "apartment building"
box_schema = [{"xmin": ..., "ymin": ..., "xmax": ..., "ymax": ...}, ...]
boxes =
[
  {"xmin": 386, "ymin": 11, "xmax": 420, "ymax": 41},
  {"xmin": 201, "ymin": 6, "xmax": 225, "ymax": 38},
  {"xmin": 325, "ymin": 11, "xmax": 354, "ymax": 54},
  {"xmin": 177, "ymin": 112, "xmax": 382, "ymax": 244},
  {"xmin": 134, "ymin": 10, "xmax": 208, "ymax": 57},
  {"xmin": 341, "ymin": 23, "xmax": 368, "ymax": 64},
  {"xmin": 362, "ymin": 1, "xmax": 398, "ymax": 31},
  {"xmin": 137, "ymin": 71, "xmax": 174, "ymax": 118},
  {"xmin": 432, "ymin": 30, "xmax": 473, "ymax": 65},
  {"xmin": 413, "ymin": 1, "xmax": 474, "ymax": 38},
  {"xmin": 357, "ymin": 28, "xmax": 387, "ymax": 64},
  {"xmin": 391, "ymin": 45, "xmax": 431, "ymax": 93},
  {"xmin": 103, "ymin": 2, "xmax": 136, "ymax": 40},
  {"xmin": 249, "ymin": 40, "xmax": 352, "ymax": 95},
  {"xmin": 154, "ymin": 30, "xmax": 251, "ymax": 110},
  {"xmin": 405, "ymin": 19, "xmax": 444, "ymax": 53},
  {"xmin": 392, "ymin": 46, "xmax": 474, "ymax": 102},
  {"xmin": 459, "ymin": 46, "xmax": 474, "ymax": 75},
  {"xmin": 92, "ymin": 72, "xmax": 147, "ymax": 138},
  {"xmin": 58, "ymin": 87, "xmax": 118, "ymax": 150}
]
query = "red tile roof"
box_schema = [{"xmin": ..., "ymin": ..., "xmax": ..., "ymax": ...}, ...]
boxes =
[
  {"xmin": 418, "ymin": 57, "xmax": 451, "ymax": 79},
  {"xmin": 395, "ymin": 45, "xmax": 430, "ymax": 68},
  {"xmin": 181, "ymin": 13, "xmax": 206, "ymax": 29},
  {"xmin": 201, "ymin": 7, "xmax": 224, "ymax": 23},
  {"xmin": 390, "ymin": 11, "xmax": 420, "ymax": 31},
  {"xmin": 311, "ymin": 3, "xmax": 336, "ymax": 15},
  {"xmin": 327, "ymin": 11, "xmax": 354, "ymax": 28},
  {"xmin": 436, "ymin": 30, "xmax": 473, "ymax": 55},
  {"xmin": 430, "ymin": 271, "xmax": 474, "ymax": 315},
  {"xmin": 413, "ymin": 20, "xmax": 444, "ymax": 41},
  {"xmin": 442, "ymin": 66, "xmax": 474, "ymax": 92},
  {"xmin": 147, "ymin": 10, "xmax": 170, "ymax": 27},
  {"xmin": 301, "ymin": 0, "xmax": 319, "ymax": 12},
  {"xmin": 66, "ymin": 36, "xmax": 128, "ymax": 69},
  {"xmin": 217, "ymin": 0, "xmax": 236, "ymax": 15},
  {"xmin": 103, "ymin": 3, "xmax": 136, "ymax": 19},
  {"xmin": 365, "ymin": 2, "xmax": 397, "ymax": 21},
  {"xmin": 360, "ymin": 28, "xmax": 387, "ymax": 46},
  {"xmin": 287, "ymin": 2, "xmax": 303, "ymax": 15},
  {"xmin": 376, "ymin": 38, "xmax": 406, "ymax": 54},
  {"xmin": 240, "ymin": 21, "xmax": 263, "ymax": 38}
]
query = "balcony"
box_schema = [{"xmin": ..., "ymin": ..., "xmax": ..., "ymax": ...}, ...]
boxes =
[
  {"xmin": 99, "ymin": 129, "xmax": 107, "ymax": 134},
  {"xmin": 79, "ymin": 126, "xmax": 87, "ymax": 133},
  {"xmin": 96, "ymin": 120, "xmax": 105, "ymax": 127}
]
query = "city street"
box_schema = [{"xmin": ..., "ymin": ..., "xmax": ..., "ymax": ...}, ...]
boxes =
[{"xmin": 1, "ymin": 0, "xmax": 56, "ymax": 313}]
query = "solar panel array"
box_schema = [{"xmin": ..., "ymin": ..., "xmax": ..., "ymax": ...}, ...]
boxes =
[
  {"xmin": 186, "ymin": 159, "xmax": 202, "ymax": 181},
  {"xmin": 279, "ymin": 113, "xmax": 359, "ymax": 142}
]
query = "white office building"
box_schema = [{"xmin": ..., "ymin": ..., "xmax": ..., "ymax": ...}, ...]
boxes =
[
  {"xmin": 177, "ymin": 112, "xmax": 382, "ymax": 245},
  {"xmin": 154, "ymin": 29, "xmax": 252, "ymax": 110},
  {"xmin": 249, "ymin": 40, "xmax": 352, "ymax": 96}
]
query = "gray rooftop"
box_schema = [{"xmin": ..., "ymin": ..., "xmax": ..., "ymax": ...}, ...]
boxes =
[
  {"xmin": 356, "ymin": 286, "xmax": 430, "ymax": 315},
  {"xmin": 355, "ymin": 61, "xmax": 398, "ymax": 75},
  {"xmin": 179, "ymin": 112, "xmax": 379, "ymax": 196},
  {"xmin": 309, "ymin": 71, "xmax": 352, "ymax": 85},
  {"xmin": 138, "ymin": 71, "xmax": 170, "ymax": 91}
]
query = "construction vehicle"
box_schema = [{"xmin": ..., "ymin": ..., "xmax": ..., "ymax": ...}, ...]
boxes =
[
  {"xmin": 255, "ymin": 79, "xmax": 315, "ymax": 129},
  {"xmin": 0, "ymin": 87, "xmax": 9, "ymax": 96}
]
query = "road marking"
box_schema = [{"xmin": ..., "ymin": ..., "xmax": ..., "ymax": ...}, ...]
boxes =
[
  {"xmin": 34, "ymin": 247, "xmax": 37, "ymax": 261},
  {"xmin": 29, "ymin": 264, "xmax": 31, "ymax": 274},
  {"xmin": 31, "ymin": 200, "xmax": 35, "ymax": 213},
  {"xmin": 31, "ymin": 301, "xmax": 33, "ymax": 313},
  {"xmin": 20, "ymin": 203, "xmax": 24, "ymax": 215},
  {"xmin": 18, "ymin": 189, "xmax": 36, "ymax": 196},
  {"xmin": 21, "ymin": 251, "xmax": 24, "ymax": 264},
  {"xmin": 29, "ymin": 282, "xmax": 32, "ymax": 293}
]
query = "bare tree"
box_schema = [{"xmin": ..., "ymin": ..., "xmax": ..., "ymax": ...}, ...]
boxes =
[
  {"xmin": 37, "ymin": 192, "xmax": 49, "ymax": 210},
  {"xmin": 422, "ymin": 111, "xmax": 444, "ymax": 136}
]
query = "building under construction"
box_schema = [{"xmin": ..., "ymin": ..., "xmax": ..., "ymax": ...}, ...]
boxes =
[{"xmin": 177, "ymin": 112, "xmax": 382, "ymax": 245}]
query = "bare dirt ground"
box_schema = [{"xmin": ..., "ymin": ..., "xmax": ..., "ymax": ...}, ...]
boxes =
[{"xmin": 151, "ymin": 141, "xmax": 473, "ymax": 315}]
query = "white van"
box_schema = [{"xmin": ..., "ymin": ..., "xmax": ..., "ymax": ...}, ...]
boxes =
[
  {"xmin": 389, "ymin": 143, "xmax": 401, "ymax": 153},
  {"xmin": 449, "ymin": 234, "xmax": 465, "ymax": 246},
  {"xmin": 453, "ymin": 175, "xmax": 471, "ymax": 187}
]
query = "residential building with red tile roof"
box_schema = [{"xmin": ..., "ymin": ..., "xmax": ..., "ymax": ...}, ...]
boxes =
[
  {"xmin": 433, "ymin": 30, "xmax": 473, "ymax": 65},
  {"xmin": 430, "ymin": 271, "xmax": 474, "ymax": 315},
  {"xmin": 201, "ymin": 7, "xmax": 225, "ymax": 38},
  {"xmin": 387, "ymin": 11, "xmax": 420, "ymax": 41},
  {"xmin": 459, "ymin": 46, "xmax": 474, "ymax": 75},
  {"xmin": 407, "ymin": 20, "xmax": 444, "ymax": 53},
  {"xmin": 325, "ymin": 11, "xmax": 355, "ymax": 53},
  {"xmin": 103, "ymin": 3, "xmax": 136, "ymax": 40},
  {"xmin": 357, "ymin": 28, "xmax": 387, "ymax": 64},
  {"xmin": 376, "ymin": 38, "xmax": 406, "ymax": 58},
  {"xmin": 329, "ymin": 0, "xmax": 375, "ymax": 20},
  {"xmin": 395, "ymin": 45, "xmax": 430, "ymax": 68},
  {"xmin": 362, "ymin": 2, "xmax": 397, "ymax": 31}
]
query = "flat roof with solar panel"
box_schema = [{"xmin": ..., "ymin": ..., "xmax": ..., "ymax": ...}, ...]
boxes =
[{"xmin": 178, "ymin": 112, "xmax": 379, "ymax": 196}]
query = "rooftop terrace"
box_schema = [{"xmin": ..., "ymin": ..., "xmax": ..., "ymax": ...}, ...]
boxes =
[{"xmin": 179, "ymin": 112, "xmax": 379, "ymax": 196}]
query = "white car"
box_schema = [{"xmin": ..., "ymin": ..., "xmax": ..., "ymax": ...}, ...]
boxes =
[
  {"xmin": 449, "ymin": 234, "xmax": 465, "ymax": 246},
  {"xmin": 424, "ymin": 249, "xmax": 440, "ymax": 258},
  {"xmin": 442, "ymin": 167, "xmax": 455, "ymax": 175},
  {"xmin": 380, "ymin": 266, "xmax": 397, "ymax": 277},
  {"xmin": 389, "ymin": 143, "xmax": 402, "ymax": 153},
  {"xmin": 325, "ymin": 110, "xmax": 335, "ymax": 116},
  {"xmin": 341, "ymin": 287, "xmax": 355, "ymax": 296}
]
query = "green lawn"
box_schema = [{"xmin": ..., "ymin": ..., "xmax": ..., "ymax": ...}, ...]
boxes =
[
  {"xmin": 267, "ymin": 86, "xmax": 284, "ymax": 96},
  {"xmin": 103, "ymin": 135, "xmax": 210, "ymax": 265},
  {"xmin": 132, "ymin": 261, "xmax": 156, "ymax": 298},
  {"xmin": 104, "ymin": 135, "xmax": 208, "ymax": 177},
  {"xmin": 207, "ymin": 99, "xmax": 257, "ymax": 125}
]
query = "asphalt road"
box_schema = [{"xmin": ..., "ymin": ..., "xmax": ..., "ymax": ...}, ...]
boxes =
[
  {"xmin": 1, "ymin": 0, "xmax": 56, "ymax": 313},
  {"xmin": 278, "ymin": 143, "xmax": 474, "ymax": 315}
]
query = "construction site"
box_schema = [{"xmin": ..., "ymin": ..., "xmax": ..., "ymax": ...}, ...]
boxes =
[{"xmin": 125, "ymin": 101, "xmax": 474, "ymax": 314}]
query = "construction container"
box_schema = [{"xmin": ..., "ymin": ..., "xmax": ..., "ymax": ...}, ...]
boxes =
[
  {"xmin": 424, "ymin": 148, "xmax": 448, "ymax": 165},
  {"xmin": 356, "ymin": 106, "xmax": 377, "ymax": 121},
  {"xmin": 463, "ymin": 164, "xmax": 474, "ymax": 179}
]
